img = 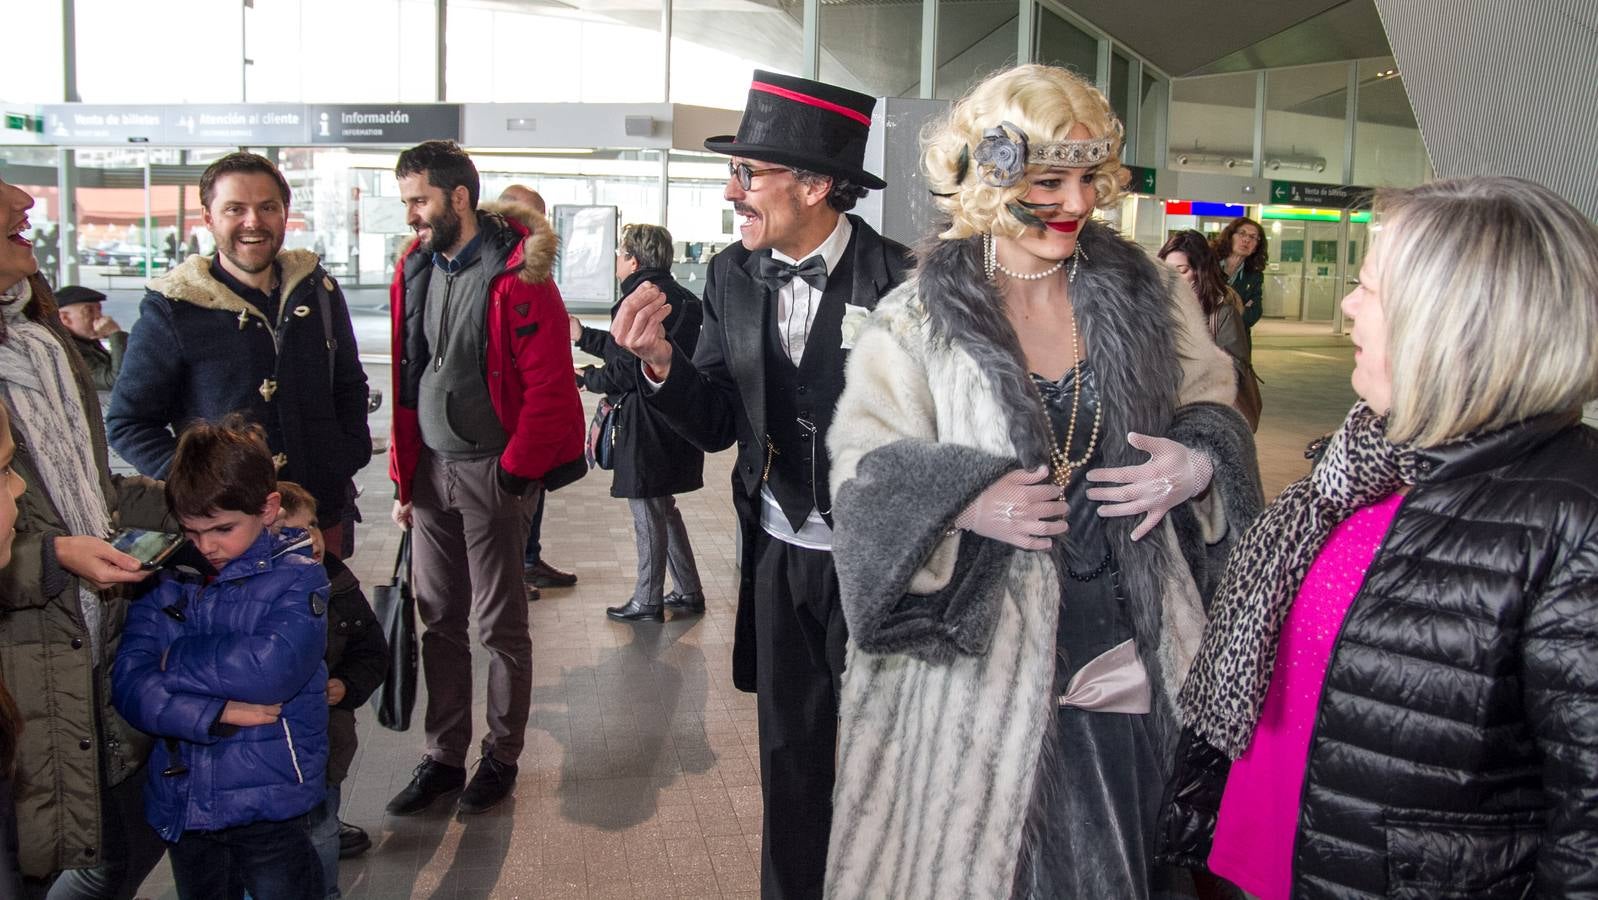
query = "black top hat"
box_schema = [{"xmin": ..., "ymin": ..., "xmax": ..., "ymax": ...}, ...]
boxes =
[
  {"xmin": 705, "ymin": 71, "xmax": 886, "ymax": 191},
  {"xmin": 55, "ymin": 286, "xmax": 107, "ymax": 307}
]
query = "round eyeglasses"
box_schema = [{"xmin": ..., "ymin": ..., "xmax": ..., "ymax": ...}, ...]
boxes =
[{"xmin": 728, "ymin": 160, "xmax": 790, "ymax": 191}]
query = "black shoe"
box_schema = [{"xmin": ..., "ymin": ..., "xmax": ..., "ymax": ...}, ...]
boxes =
[
  {"xmin": 337, "ymin": 821, "xmax": 371, "ymax": 859},
  {"xmin": 524, "ymin": 559, "xmax": 578, "ymax": 588},
  {"xmin": 458, "ymin": 755, "xmax": 518, "ymax": 814},
  {"xmin": 606, "ymin": 596, "xmax": 664, "ymax": 622},
  {"xmin": 663, "ymin": 590, "xmax": 706, "ymax": 614},
  {"xmin": 527, "ymin": 584, "xmax": 542, "ymax": 602},
  {"xmin": 385, "ymin": 757, "xmax": 466, "ymax": 815}
]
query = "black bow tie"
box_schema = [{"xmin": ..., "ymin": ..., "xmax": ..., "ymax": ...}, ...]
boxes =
[{"xmin": 757, "ymin": 254, "xmax": 828, "ymax": 293}]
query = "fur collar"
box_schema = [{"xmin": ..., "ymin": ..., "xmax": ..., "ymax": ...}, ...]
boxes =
[
  {"xmin": 475, "ymin": 201, "xmax": 558, "ymax": 284},
  {"xmin": 892, "ymin": 219, "xmax": 1192, "ymax": 749},
  {"xmin": 147, "ymin": 250, "xmax": 321, "ymax": 326}
]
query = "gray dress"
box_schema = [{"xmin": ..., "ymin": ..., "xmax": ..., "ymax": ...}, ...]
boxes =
[{"xmin": 1017, "ymin": 364, "xmax": 1191, "ymax": 899}]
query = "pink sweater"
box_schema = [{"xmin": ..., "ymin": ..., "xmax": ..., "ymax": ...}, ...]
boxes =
[{"xmin": 1207, "ymin": 492, "xmax": 1405, "ymax": 899}]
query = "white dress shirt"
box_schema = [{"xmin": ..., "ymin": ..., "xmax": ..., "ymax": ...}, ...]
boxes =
[{"xmin": 644, "ymin": 216, "xmax": 853, "ymax": 551}]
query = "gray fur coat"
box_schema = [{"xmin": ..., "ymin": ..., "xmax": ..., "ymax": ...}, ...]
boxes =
[{"xmin": 824, "ymin": 223, "xmax": 1262, "ymax": 900}]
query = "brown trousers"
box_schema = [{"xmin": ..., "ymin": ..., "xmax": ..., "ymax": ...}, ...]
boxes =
[{"xmin": 410, "ymin": 449, "xmax": 536, "ymax": 768}]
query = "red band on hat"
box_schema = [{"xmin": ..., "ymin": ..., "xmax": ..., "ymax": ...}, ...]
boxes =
[{"xmin": 751, "ymin": 81, "xmax": 871, "ymax": 127}]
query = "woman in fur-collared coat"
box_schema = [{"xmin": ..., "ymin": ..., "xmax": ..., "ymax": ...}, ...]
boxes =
[{"xmin": 824, "ymin": 65, "xmax": 1262, "ymax": 899}]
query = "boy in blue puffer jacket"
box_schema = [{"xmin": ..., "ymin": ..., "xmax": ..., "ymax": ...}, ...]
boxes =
[{"xmin": 112, "ymin": 418, "xmax": 328, "ymax": 900}]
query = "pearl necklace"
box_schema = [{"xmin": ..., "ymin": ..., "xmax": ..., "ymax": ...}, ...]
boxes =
[{"xmin": 995, "ymin": 258, "xmax": 1063, "ymax": 281}]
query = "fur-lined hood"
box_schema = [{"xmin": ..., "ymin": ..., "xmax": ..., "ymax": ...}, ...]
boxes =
[
  {"xmin": 480, "ymin": 200, "xmax": 557, "ymax": 284},
  {"xmin": 146, "ymin": 249, "xmax": 324, "ymax": 326}
]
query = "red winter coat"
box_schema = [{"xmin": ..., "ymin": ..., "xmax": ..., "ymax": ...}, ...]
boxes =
[{"xmin": 388, "ymin": 201, "xmax": 584, "ymax": 503}]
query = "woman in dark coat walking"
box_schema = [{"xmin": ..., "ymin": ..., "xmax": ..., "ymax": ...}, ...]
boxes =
[
  {"xmin": 572, "ymin": 224, "xmax": 706, "ymax": 622},
  {"xmin": 1163, "ymin": 176, "xmax": 1598, "ymax": 898}
]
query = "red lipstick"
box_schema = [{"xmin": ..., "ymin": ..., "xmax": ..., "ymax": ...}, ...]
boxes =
[{"xmin": 1046, "ymin": 220, "xmax": 1079, "ymax": 233}]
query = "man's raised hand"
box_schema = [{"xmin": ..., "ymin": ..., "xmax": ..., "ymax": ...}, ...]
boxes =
[{"xmin": 611, "ymin": 281, "xmax": 675, "ymax": 378}]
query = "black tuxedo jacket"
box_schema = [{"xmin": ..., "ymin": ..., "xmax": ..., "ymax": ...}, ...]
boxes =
[{"xmin": 645, "ymin": 214, "xmax": 911, "ymax": 691}]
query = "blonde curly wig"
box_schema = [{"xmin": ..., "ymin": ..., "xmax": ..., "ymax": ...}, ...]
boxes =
[{"xmin": 923, "ymin": 64, "xmax": 1126, "ymax": 240}]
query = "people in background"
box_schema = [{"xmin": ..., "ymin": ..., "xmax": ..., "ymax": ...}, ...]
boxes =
[
  {"xmin": 576, "ymin": 223, "xmax": 706, "ymax": 622},
  {"xmin": 1212, "ymin": 216, "xmax": 1267, "ymax": 328},
  {"xmin": 498, "ymin": 183, "xmax": 578, "ymax": 599},
  {"xmin": 1160, "ymin": 230, "xmax": 1261, "ymax": 431},
  {"xmin": 53, "ymin": 286, "xmax": 126, "ymax": 392}
]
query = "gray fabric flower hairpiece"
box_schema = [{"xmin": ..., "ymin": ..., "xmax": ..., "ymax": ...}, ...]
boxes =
[{"xmin": 972, "ymin": 121, "xmax": 1029, "ymax": 188}]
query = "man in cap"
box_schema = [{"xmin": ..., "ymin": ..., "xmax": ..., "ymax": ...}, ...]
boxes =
[
  {"xmin": 54, "ymin": 285, "xmax": 126, "ymax": 391},
  {"xmin": 611, "ymin": 71, "xmax": 911, "ymax": 899}
]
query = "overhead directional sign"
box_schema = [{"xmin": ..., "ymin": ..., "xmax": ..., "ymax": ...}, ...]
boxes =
[
  {"xmin": 42, "ymin": 104, "xmax": 309, "ymax": 144},
  {"xmin": 1269, "ymin": 180, "xmax": 1374, "ymax": 210},
  {"xmin": 308, "ymin": 105, "xmax": 461, "ymax": 144},
  {"xmin": 1123, "ymin": 165, "xmax": 1157, "ymax": 195}
]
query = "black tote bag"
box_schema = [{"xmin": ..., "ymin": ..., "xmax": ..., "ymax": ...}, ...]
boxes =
[{"xmin": 370, "ymin": 532, "xmax": 418, "ymax": 731}]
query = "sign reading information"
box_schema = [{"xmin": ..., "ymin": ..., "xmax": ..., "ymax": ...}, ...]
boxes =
[
  {"xmin": 1269, "ymin": 180, "xmax": 1374, "ymax": 210},
  {"xmin": 308, "ymin": 105, "xmax": 461, "ymax": 144}
]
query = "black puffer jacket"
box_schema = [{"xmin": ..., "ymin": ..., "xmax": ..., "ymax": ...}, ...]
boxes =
[
  {"xmin": 577, "ymin": 268, "xmax": 704, "ymax": 499},
  {"xmin": 1161, "ymin": 413, "xmax": 1598, "ymax": 898}
]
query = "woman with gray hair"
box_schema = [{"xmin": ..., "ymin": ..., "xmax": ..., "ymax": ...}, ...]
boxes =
[
  {"xmin": 570, "ymin": 224, "xmax": 707, "ymax": 621},
  {"xmin": 1162, "ymin": 176, "xmax": 1598, "ymax": 898}
]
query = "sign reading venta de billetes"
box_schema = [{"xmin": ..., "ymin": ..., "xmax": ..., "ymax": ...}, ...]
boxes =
[
  {"xmin": 1269, "ymin": 180, "xmax": 1374, "ymax": 210},
  {"xmin": 42, "ymin": 105, "xmax": 309, "ymax": 144}
]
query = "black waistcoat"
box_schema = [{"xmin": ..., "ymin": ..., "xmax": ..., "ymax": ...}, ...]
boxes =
[{"xmin": 761, "ymin": 244, "xmax": 856, "ymax": 531}]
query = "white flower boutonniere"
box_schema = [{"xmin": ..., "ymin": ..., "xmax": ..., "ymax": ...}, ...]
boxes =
[{"xmin": 840, "ymin": 303, "xmax": 871, "ymax": 350}]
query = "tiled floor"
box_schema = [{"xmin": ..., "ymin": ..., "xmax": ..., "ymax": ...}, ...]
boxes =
[{"xmin": 131, "ymin": 320, "xmax": 1355, "ymax": 899}]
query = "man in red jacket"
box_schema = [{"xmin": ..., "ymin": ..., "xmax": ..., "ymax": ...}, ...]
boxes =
[{"xmin": 385, "ymin": 141, "xmax": 584, "ymax": 815}]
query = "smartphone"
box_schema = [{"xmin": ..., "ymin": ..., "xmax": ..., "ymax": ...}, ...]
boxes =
[{"xmin": 109, "ymin": 528, "xmax": 187, "ymax": 570}]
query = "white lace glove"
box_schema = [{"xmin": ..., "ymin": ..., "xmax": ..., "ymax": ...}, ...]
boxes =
[
  {"xmin": 1084, "ymin": 433, "xmax": 1215, "ymax": 541},
  {"xmin": 953, "ymin": 465, "xmax": 1070, "ymax": 551}
]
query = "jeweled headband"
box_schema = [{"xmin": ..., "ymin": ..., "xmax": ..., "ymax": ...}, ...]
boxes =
[{"xmin": 953, "ymin": 121, "xmax": 1115, "ymax": 191}]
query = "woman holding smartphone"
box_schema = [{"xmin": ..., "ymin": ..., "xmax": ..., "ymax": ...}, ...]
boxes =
[{"xmin": 0, "ymin": 174, "xmax": 173, "ymax": 897}]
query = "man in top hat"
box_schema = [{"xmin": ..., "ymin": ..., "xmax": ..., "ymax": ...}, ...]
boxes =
[
  {"xmin": 611, "ymin": 70, "xmax": 911, "ymax": 900},
  {"xmin": 54, "ymin": 285, "xmax": 127, "ymax": 391}
]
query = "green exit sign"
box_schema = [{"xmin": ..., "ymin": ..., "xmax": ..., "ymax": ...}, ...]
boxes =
[
  {"xmin": 1124, "ymin": 165, "xmax": 1157, "ymax": 195},
  {"xmin": 4, "ymin": 113, "xmax": 43, "ymax": 133}
]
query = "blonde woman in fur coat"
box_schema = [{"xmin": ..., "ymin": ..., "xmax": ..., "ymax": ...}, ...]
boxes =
[{"xmin": 824, "ymin": 65, "xmax": 1262, "ymax": 899}]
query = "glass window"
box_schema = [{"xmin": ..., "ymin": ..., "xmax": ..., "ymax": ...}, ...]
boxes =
[
  {"xmin": 1353, "ymin": 57, "xmax": 1429, "ymax": 187},
  {"xmin": 1137, "ymin": 71, "xmax": 1165, "ymax": 168},
  {"xmin": 1168, "ymin": 72, "xmax": 1255, "ymax": 175},
  {"xmin": 13, "ymin": 4, "xmax": 64, "ymax": 103},
  {"xmin": 1263, "ymin": 62, "xmax": 1346, "ymax": 184},
  {"xmin": 76, "ymin": 0, "xmax": 243, "ymax": 102},
  {"xmin": 1109, "ymin": 50, "xmax": 1131, "ymax": 131},
  {"xmin": 450, "ymin": 0, "xmax": 664, "ymax": 102},
  {"xmin": 671, "ymin": 0, "xmax": 803, "ymax": 108},
  {"xmin": 1035, "ymin": 8, "xmax": 1096, "ymax": 81},
  {"xmin": 820, "ymin": 2, "xmax": 923, "ymax": 98},
  {"xmin": 934, "ymin": 0, "xmax": 1018, "ymax": 101},
  {"xmin": 248, "ymin": 0, "xmax": 437, "ymax": 103}
]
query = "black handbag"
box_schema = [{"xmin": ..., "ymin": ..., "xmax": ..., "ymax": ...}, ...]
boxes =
[{"xmin": 370, "ymin": 532, "xmax": 418, "ymax": 732}]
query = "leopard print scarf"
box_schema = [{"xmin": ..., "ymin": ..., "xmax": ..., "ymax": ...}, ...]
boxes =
[{"xmin": 1178, "ymin": 401, "xmax": 1417, "ymax": 758}]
